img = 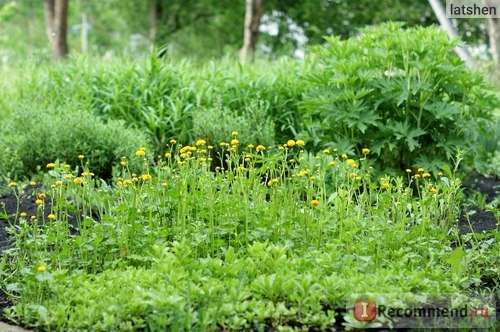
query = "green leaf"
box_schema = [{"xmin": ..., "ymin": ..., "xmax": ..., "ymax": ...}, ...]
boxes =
[{"xmin": 447, "ymin": 247, "xmax": 467, "ymax": 278}]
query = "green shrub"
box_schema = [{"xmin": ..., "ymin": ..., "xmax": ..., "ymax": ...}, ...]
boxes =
[
  {"xmin": 299, "ymin": 22, "xmax": 499, "ymax": 173},
  {"xmin": 90, "ymin": 56, "xmax": 197, "ymax": 155},
  {"xmin": 0, "ymin": 104, "xmax": 151, "ymax": 180},
  {"xmin": 192, "ymin": 100, "xmax": 276, "ymax": 148},
  {"xmin": 196, "ymin": 58, "xmax": 305, "ymax": 144}
]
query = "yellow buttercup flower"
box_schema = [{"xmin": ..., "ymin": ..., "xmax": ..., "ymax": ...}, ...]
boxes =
[
  {"xmin": 46, "ymin": 163, "xmax": 55, "ymax": 169},
  {"xmin": 422, "ymin": 172, "xmax": 431, "ymax": 179},
  {"xmin": 169, "ymin": 139, "xmax": 177, "ymax": 144},
  {"xmin": 417, "ymin": 168, "xmax": 424, "ymax": 173},
  {"xmin": 296, "ymin": 139, "xmax": 305, "ymax": 146},
  {"xmin": 323, "ymin": 149, "xmax": 330, "ymax": 154},
  {"xmin": 430, "ymin": 187, "xmax": 438, "ymax": 194},
  {"xmin": 135, "ymin": 149, "xmax": 146, "ymax": 157},
  {"xmin": 35, "ymin": 199, "xmax": 43, "ymax": 206},
  {"xmin": 405, "ymin": 169, "xmax": 412, "ymax": 173},
  {"xmin": 47, "ymin": 213, "xmax": 56, "ymax": 221},
  {"xmin": 256, "ymin": 145, "xmax": 266, "ymax": 152},
  {"xmin": 341, "ymin": 154, "xmax": 347, "ymax": 159},
  {"xmin": 196, "ymin": 139, "xmax": 206, "ymax": 146},
  {"xmin": 287, "ymin": 140, "xmax": 295, "ymax": 147},
  {"xmin": 141, "ymin": 174, "xmax": 152, "ymax": 181},
  {"xmin": 8, "ymin": 181, "xmax": 16, "ymax": 187},
  {"xmin": 231, "ymin": 131, "xmax": 239, "ymax": 136},
  {"xmin": 231, "ymin": 139, "xmax": 239, "ymax": 146},
  {"xmin": 78, "ymin": 154, "xmax": 84, "ymax": 160},
  {"xmin": 36, "ymin": 266, "xmax": 46, "ymax": 272},
  {"xmin": 329, "ymin": 161, "xmax": 336, "ymax": 166},
  {"xmin": 311, "ymin": 199, "xmax": 320, "ymax": 208},
  {"xmin": 20, "ymin": 212, "xmax": 27, "ymax": 218},
  {"xmin": 29, "ymin": 181, "xmax": 36, "ymax": 186},
  {"xmin": 362, "ymin": 148, "xmax": 370, "ymax": 155},
  {"xmin": 73, "ymin": 177, "xmax": 84, "ymax": 185}
]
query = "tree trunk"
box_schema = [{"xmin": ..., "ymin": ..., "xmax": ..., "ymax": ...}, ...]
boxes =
[
  {"xmin": 239, "ymin": 0, "xmax": 263, "ymax": 62},
  {"xmin": 44, "ymin": 0, "xmax": 69, "ymax": 60},
  {"xmin": 149, "ymin": 0, "xmax": 159, "ymax": 41},
  {"xmin": 427, "ymin": 0, "xmax": 474, "ymax": 68},
  {"xmin": 486, "ymin": 17, "xmax": 499, "ymax": 67}
]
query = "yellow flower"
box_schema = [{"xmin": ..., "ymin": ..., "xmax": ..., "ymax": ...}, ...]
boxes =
[
  {"xmin": 208, "ymin": 145, "xmax": 213, "ymax": 150},
  {"xmin": 244, "ymin": 157, "xmax": 251, "ymax": 162},
  {"xmin": 30, "ymin": 215, "xmax": 36, "ymax": 220},
  {"xmin": 405, "ymin": 169, "xmax": 412, "ymax": 173},
  {"xmin": 323, "ymin": 149, "xmax": 330, "ymax": 154},
  {"xmin": 20, "ymin": 212, "xmax": 27, "ymax": 218},
  {"xmin": 36, "ymin": 266, "xmax": 46, "ymax": 272},
  {"xmin": 417, "ymin": 168, "xmax": 424, "ymax": 173},
  {"xmin": 169, "ymin": 139, "xmax": 177, "ymax": 144},
  {"xmin": 141, "ymin": 174, "xmax": 152, "ymax": 181},
  {"xmin": 47, "ymin": 213, "xmax": 56, "ymax": 221},
  {"xmin": 8, "ymin": 181, "xmax": 16, "ymax": 187},
  {"xmin": 63, "ymin": 164, "xmax": 70, "ymax": 169},
  {"xmin": 55, "ymin": 181, "xmax": 63, "ymax": 186},
  {"xmin": 35, "ymin": 199, "xmax": 43, "ymax": 206},
  {"xmin": 422, "ymin": 172, "xmax": 431, "ymax": 179},
  {"xmin": 256, "ymin": 145, "xmax": 266, "ymax": 152},
  {"xmin": 135, "ymin": 149, "xmax": 146, "ymax": 157},
  {"xmin": 120, "ymin": 161, "xmax": 128, "ymax": 166},
  {"xmin": 29, "ymin": 181, "xmax": 36, "ymax": 186},
  {"xmin": 231, "ymin": 139, "xmax": 239, "ymax": 146},
  {"xmin": 438, "ymin": 172, "xmax": 443, "ymax": 176},
  {"xmin": 414, "ymin": 174, "xmax": 421, "ymax": 179},
  {"xmin": 430, "ymin": 187, "xmax": 438, "ymax": 194},
  {"xmin": 73, "ymin": 177, "xmax": 84, "ymax": 185},
  {"xmin": 267, "ymin": 179, "xmax": 279, "ymax": 187},
  {"xmin": 38, "ymin": 193, "xmax": 47, "ymax": 199},
  {"xmin": 287, "ymin": 140, "xmax": 295, "ymax": 147},
  {"xmin": 296, "ymin": 139, "xmax": 305, "ymax": 146},
  {"xmin": 329, "ymin": 161, "xmax": 336, "ymax": 166},
  {"xmin": 381, "ymin": 183, "xmax": 390, "ymax": 189},
  {"xmin": 346, "ymin": 159, "xmax": 355, "ymax": 165},
  {"xmin": 78, "ymin": 154, "xmax": 84, "ymax": 160},
  {"xmin": 196, "ymin": 139, "xmax": 206, "ymax": 146},
  {"xmin": 349, "ymin": 173, "xmax": 357, "ymax": 180},
  {"xmin": 50, "ymin": 184, "xmax": 56, "ymax": 189},
  {"xmin": 341, "ymin": 154, "xmax": 347, "ymax": 159},
  {"xmin": 247, "ymin": 144, "xmax": 254, "ymax": 149},
  {"xmin": 46, "ymin": 163, "xmax": 55, "ymax": 169},
  {"xmin": 362, "ymin": 148, "xmax": 370, "ymax": 155},
  {"xmin": 311, "ymin": 199, "xmax": 320, "ymax": 208},
  {"xmin": 231, "ymin": 131, "xmax": 238, "ymax": 136},
  {"xmin": 65, "ymin": 174, "xmax": 73, "ymax": 180}
]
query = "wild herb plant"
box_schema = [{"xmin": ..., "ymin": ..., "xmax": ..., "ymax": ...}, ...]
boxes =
[
  {"xmin": 300, "ymin": 22, "xmax": 499, "ymax": 173},
  {"xmin": 2, "ymin": 133, "xmax": 490, "ymax": 331}
]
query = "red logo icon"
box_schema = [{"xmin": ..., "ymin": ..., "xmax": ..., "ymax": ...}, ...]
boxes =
[{"xmin": 354, "ymin": 299, "xmax": 377, "ymax": 321}]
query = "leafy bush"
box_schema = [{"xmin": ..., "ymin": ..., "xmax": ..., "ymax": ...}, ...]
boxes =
[
  {"xmin": 90, "ymin": 56, "xmax": 197, "ymax": 155},
  {"xmin": 192, "ymin": 100, "xmax": 276, "ymax": 149},
  {"xmin": 0, "ymin": 104, "xmax": 151, "ymax": 179},
  {"xmin": 299, "ymin": 22, "xmax": 499, "ymax": 173}
]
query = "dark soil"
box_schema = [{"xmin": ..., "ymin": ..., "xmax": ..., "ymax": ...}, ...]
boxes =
[{"xmin": 0, "ymin": 174, "xmax": 497, "ymax": 329}]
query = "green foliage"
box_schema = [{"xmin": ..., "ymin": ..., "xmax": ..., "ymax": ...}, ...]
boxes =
[
  {"xmin": 89, "ymin": 56, "xmax": 197, "ymax": 155},
  {"xmin": 0, "ymin": 104, "xmax": 150, "ymax": 179},
  {"xmin": 192, "ymin": 102, "xmax": 276, "ymax": 148},
  {"xmin": 2, "ymin": 142, "xmax": 483, "ymax": 330},
  {"xmin": 300, "ymin": 22, "xmax": 498, "ymax": 173}
]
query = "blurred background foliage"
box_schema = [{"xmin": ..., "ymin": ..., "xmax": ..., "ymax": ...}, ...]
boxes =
[{"xmin": 0, "ymin": 0, "xmax": 494, "ymax": 62}]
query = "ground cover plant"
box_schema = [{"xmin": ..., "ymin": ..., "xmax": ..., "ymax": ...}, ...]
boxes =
[{"xmin": 0, "ymin": 135, "xmax": 498, "ymax": 330}]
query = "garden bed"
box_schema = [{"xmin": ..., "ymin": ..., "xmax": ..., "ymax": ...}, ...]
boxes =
[{"xmin": 0, "ymin": 146, "xmax": 497, "ymax": 330}]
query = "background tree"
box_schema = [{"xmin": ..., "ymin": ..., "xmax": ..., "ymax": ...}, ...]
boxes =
[
  {"xmin": 239, "ymin": 0, "xmax": 264, "ymax": 62},
  {"xmin": 43, "ymin": 0, "xmax": 69, "ymax": 60}
]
